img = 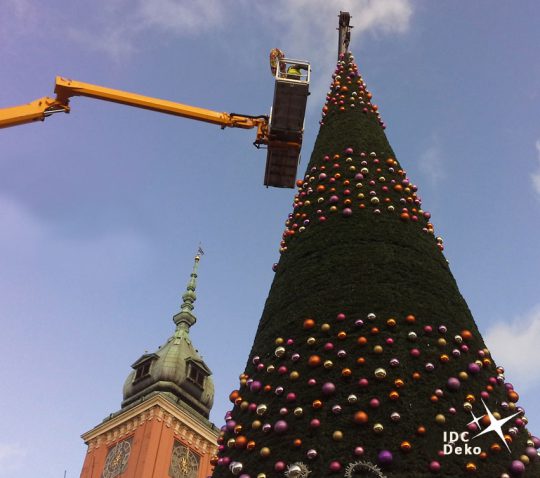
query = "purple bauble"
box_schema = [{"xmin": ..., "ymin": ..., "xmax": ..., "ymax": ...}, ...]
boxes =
[
  {"xmin": 378, "ymin": 450, "xmax": 393, "ymax": 465},
  {"xmin": 358, "ymin": 378, "xmax": 369, "ymax": 388},
  {"xmin": 322, "ymin": 382, "xmax": 336, "ymax": 395},
  {"xmin": 509, "ymin": 460, "xmax": 525, "ymax": 475},
  {"xmin": 428, "ymin": 460, "xmax": 441, "ymax": 472},
  {"xmin": 342, "ymin": 208, "xmax": 353, "ymax": 217},
  {"xmin": 250, "ymin": 381, "xmax": 262, "ymax": 393},
  {"xmin": 468, "ymin": 363, "xmax": 481, "ymax": 374},
  {"xmin": 226, "ymin": 420, "xmax": 236, "ymax": 431},
  {"xmin": 525, "ymin": 446, "xmax": 538, "ymax": 460},
  {"xmin": 324, "ymin": 342, "xmax": 334, "ymax": 352},
  {"xmin": 329, "ymin": 461, "xmax": 342, "ymax": 472},
  {"xmin": 532, "ymin": 436, "xmax": 540, "ymax": 449},
  {"xmin": 310, "ymin": 418, "xmax": 321, "ymax": 428},
  {"xmin": 447, "ymin": 377, "xmax": 461, "ymax": 391},
  {"xmin": 274, "ymin": 420, "xmax": 288, "ymax": 434},
  {"xmin": 274, "ymin": 461, "xmax": 286, "ymax": 472}
]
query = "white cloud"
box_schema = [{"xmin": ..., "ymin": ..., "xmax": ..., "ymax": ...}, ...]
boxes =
[
  {"xmin": 531, "ymin": 140, "xmax": 540, "ymax": 197},
  {"xmin": 136, "ymin": 0, "xmax": 226, "ymax": 34},
  {"xmin": 66, "ymin": 0, "xmax": 228, "ymax": 59},
  {"xmin": 0, "ymin": 443, "xmax": 26, "ymax": 473},
  {"xmin": 485, "ymin": 305, "xmax": 540, "ymax": 390},
  {"xmin": 65, "ymin": 0, "xmax": 412, "ymax": 65},
  {"xmin": 418, "ymin": 141, "xmax": 446, "ymax": 186},
  {"xmin": 0, "ymin": 0, "xmax": 39, "ymax": 45}
]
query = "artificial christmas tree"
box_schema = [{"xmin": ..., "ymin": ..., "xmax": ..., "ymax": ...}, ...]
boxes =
[{"xmin": 211, "ymin": 50, "xmax": 540, "ymax": 478}]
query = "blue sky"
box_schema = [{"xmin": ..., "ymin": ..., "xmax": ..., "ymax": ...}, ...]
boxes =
[{"xmin": 1, "ymin": 1, "xmax": 539, "ymax": 476}]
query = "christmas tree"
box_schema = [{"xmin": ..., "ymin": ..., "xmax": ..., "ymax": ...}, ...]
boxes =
[{"xmin": 211, "ymin": 50, "xmax": 540, "ymax": 478}]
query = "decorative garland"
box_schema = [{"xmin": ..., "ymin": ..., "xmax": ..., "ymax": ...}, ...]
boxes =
[
  {"xmin": 284, "ymin": 462, "xmax": 311, "ymax": 478},
  {"xmin": 344, "ymin": 461, "xmax": 386, "ymax": 478}
]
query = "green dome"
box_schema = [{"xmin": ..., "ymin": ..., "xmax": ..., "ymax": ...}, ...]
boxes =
[{"xmin": 122, "ymin": 254, "xmax": 214, "ymax": 419}]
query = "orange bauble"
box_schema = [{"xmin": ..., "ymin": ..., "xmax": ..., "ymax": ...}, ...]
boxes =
[
  {"xmin": 400, "ymin": 441, "xmax": 412, "ymax": 452},
  {"xmin": 405, "ymin": 314, "xmax": 416, "ymax": 324},
  {"xmin": 353, "ymin": 411, "xmax": 369, "ymax": 424},
  {"xmin": 508, "ymin": 390, "xmax": 519, "ymax": 402},
  {"xmin": 303, "ymin": 318, "xmax": 316, "ymax": 329},
  {"xmin": 389, "ymin": 390, "xmax": 400, "ymax": 401},
  {"xmin": 234, "ymin": 436, "xmax": 247, "ymax": 449},
  {"xmin": 229, "ymin": 390, "xmax": 240, "ymax": 403},
  {"xmin": 357, "ymin": 336, "xmax": 368, "ymax": 346},
  {"xmin": 461, "ymin": 329, "xmax": 473, "ymax": 341},
  {"xmin": 308, "ymin": 355, "xmax": 322, "ymax": 367},
  {"xmin": 490, "ymin": 443, "xmax": 502, "ymax": 453}
]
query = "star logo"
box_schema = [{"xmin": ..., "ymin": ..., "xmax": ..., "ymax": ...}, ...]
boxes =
[{"xmin": 470, "ymin": 399, "xmax": 522, "ymax": 452}]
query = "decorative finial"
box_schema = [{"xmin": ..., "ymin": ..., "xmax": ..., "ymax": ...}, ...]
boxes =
[
  {"xmin": 337, "ymin": 11, "xmax": 353, "ymax": 59},
  {"xmin": 173, "ymin": 246, "xmax": 204, "ymax": 328}
]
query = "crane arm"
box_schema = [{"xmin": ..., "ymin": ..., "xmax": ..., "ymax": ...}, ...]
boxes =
[
  {"xmin": 0, "ymin": 96, "xmax": 70, "ymax": 129},
  {"xmin": 0, "ymin": 77, "xmax": 269, "ymax": 143}
]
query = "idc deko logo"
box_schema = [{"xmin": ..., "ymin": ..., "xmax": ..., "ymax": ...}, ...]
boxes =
[{"xmin": 443, "ymin": 399, "xmax": 522, "ymax": 455}]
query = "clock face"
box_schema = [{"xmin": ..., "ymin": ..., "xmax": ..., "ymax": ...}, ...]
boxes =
[
  {"xmin": 169, "ymin": 442, "xmax": 200, "ymax": 478},
  {"xmin": 102, "ymin": 438, "xmax": 132, "ymax": 478}
]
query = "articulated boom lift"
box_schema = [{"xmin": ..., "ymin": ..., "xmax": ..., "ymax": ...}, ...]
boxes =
[{"xmin": 0, "ymin": 58, "xmax": 310, "ymax": 188}]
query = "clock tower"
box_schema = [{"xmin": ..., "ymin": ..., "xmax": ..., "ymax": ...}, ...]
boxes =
[{"xmin": 80, "ymin": 253, "xmax": 219, "ymax": 478}]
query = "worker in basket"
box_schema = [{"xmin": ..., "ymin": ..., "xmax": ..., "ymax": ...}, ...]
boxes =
[
  {"xmin": 269, "ymin": 48, "xmax": 286, "ymax": 76},
  {"xmin": 287, "ymin": 64, "xmax": 305, "ymax": 80}
]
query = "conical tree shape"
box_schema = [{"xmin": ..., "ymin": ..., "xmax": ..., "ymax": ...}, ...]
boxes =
[{"xmin": 211, "ymin": 53, "xmax": 540, "ymax": 478}]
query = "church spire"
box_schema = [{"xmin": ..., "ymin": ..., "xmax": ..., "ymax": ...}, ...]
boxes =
[
  {"xmin": 173, "ymin": 251, "xmax": 202, "ymax": 329},
  {"xmin": 122, "ymin": 248, "xmax": 214, "ymax": 418}
]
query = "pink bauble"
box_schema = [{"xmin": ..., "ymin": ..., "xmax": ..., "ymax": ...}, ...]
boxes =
[
  {"xmin": 322, "ymin": 382, "xmax": 336, "ymax": 395},
  {"xmin": 274, "ymin": 420, "xmax": 288, "ymax": 434}
]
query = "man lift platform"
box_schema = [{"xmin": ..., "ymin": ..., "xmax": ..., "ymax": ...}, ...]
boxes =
[
  {"xmin": 0, "ymin": 55, "xmax": 311, "ymax": 189},
  {"xmin": 262, "ymin": 56, "xmax": 310, "ymax": 188}
]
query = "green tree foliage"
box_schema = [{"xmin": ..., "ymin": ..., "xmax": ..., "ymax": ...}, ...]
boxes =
[{"xmin": 211, "ymin": 53, "xmax": 540, "ymax": 478}]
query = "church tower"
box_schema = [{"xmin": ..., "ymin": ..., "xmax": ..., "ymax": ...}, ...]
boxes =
[{"xmin": 80, "ymin": 253, "xmax": 219, "ymax": 478}]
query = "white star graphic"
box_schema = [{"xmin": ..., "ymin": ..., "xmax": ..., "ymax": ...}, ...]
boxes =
[
  {"xmin": 471, "ymin": 399, "xmax": 522, "ymax": 452},
  {"xmin": 467, "ymin": 410, "xmax": 485, "ymax": 431}
]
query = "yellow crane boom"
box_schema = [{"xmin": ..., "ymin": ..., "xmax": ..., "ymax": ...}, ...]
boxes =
[
  {"xmin": 0, "ymin": 59, "xmax": 310, "ymax": 188},
  {"xmin": 1, "ymin": 76, "xmax": 269, "ymax": 140}
]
